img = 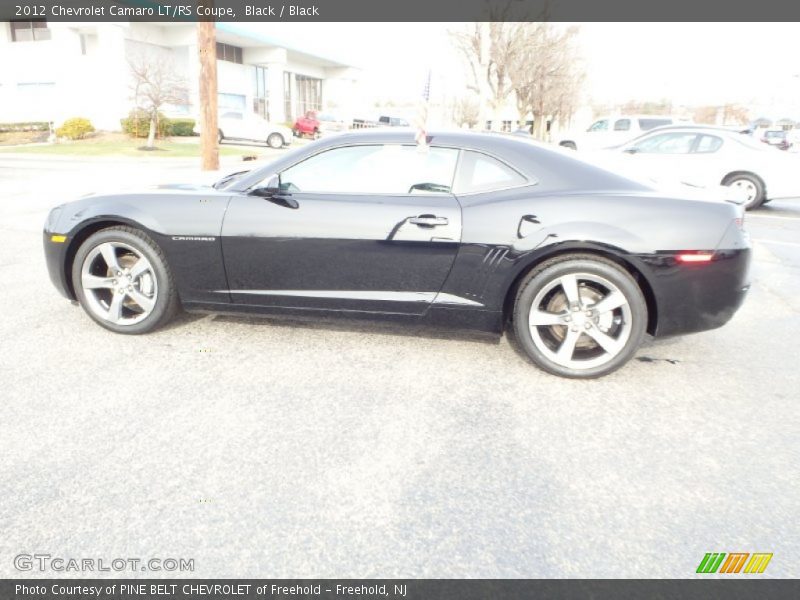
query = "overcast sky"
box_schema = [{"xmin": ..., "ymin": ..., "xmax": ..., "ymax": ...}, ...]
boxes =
[{"xmin": 237, "ymin": 22, "xmax": 800, "ymax": 116}]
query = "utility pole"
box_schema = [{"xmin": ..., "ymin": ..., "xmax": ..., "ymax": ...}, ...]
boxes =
[{"xmin": 197, "ymin": 9, "xmax": 218, "ymax": 171}]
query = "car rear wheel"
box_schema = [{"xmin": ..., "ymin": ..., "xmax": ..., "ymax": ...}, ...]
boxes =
[
  {"xmin": 560, "ymin": 141, "xmax": 577, "ymax": 150},
  {"xmin": 511, "ymin": 255, "xmax": 647, "ymax": 378},
  {"xmin": 267, "ymin": 133, "xmax": 284, "ymax": 149},
  {"xmin": 218, "ymin": 130, "xmax": 224, "ymax": 144},
  {"xmin": 72, "ymin": 227, "xmax": 179, "ymax": 334},
  {"xmin": 722, "ymin": 173, "xmax": 765, "ymax": 210}
]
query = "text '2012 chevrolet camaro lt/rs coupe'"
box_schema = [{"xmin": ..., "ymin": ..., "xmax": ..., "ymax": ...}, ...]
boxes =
[{"xmin": 44, "ymin": 131, "xmax": 751, "ymax": 378}]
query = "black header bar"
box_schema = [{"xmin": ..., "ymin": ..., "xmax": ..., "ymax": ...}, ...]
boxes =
[{"xmin": 2, "ymin": 0, "xmax": 800, "ymax": 22}]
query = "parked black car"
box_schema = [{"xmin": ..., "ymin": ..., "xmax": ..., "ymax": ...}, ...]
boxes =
[{"xmin": 44, "ymin": 131, "xmax": 751, "ymax": 377}]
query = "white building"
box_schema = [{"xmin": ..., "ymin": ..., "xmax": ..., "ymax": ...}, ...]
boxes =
[{"xmin": 0, "ymin": 20, "xmax": 360, "ymax": 129}]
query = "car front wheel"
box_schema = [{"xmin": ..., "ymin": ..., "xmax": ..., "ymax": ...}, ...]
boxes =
[
  {"xmin": 512, "ymin": 254, "xmax": 647, "ymax": 378},
  {"xmin": 267, "ymin": 133, "xmax": 284, "ymax": 149},
  {"xmin": 72, "ymin": 227, "xmax": 179, "ymax": 334}
]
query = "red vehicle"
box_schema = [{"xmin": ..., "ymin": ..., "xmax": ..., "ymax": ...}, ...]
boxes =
[{"xmin": 292, "ymin": 111, "xmax": 320, "ymax": 138}]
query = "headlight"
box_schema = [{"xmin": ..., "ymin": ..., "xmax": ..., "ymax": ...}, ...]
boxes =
[{"xmin": 45, "ymin": 205, "xmax": 64, "ymax": 231}]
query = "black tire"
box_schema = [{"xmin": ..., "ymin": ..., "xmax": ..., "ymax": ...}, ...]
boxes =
[
  {"xmin": 511, "ymin": 254, "xmax": 647, "ymax": 378},
  {"xmin": 267, "ymin": 133, "xmax": 284, "ymax": 149},
  {"xmin": 218, "ymin": 130, "xmax": 224, "ymax": 144},
  {"xmin": 71, "ymin": 227, "xmax": 180, "ymax": 334},
  {"xmin": 560, "ymin": 141, "xmax": 577, "ymax": 150},
  {"xmin": 722, "ymin": 172, "xmax": 765, "ymax": 210}
]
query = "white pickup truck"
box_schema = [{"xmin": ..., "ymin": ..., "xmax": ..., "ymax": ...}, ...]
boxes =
[{"xmin": 557, "ymin": 115, "xmax": 680, "ymax": 151}]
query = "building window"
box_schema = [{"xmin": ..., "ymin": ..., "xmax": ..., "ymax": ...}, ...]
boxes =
[
  {"xmin": 295, "ymin": 74, "xmax": 322, "ymax": 117},
  {"xmin": 284, "ymin": 71, "xmax": 293, "ymax": 121},
  {"xmin": 253, "ymin": 66, "xmax": 269, "ymax": 120},
  {"xmin": 10, "ymin": 20, "xmax": 51, "ymax": 42},
  {"xmin": 215, "ymin": 42, "xmax": 243, "ymax": 64}
]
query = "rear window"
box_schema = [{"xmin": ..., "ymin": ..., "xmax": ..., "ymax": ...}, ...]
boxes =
[
  {"xmin": 638, "ymin": 118, "xmax": 672, "ymax": 130},
  {"xmin": 695, "ymin": 135, "xmax": 723, "ymax": 153},
  {"xmin": 453, "ymin": 151, "xmax": 528, "ymax": 194}
]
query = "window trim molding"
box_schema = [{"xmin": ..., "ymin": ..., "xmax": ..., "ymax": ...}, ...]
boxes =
[
  {"xmin": 451, "ymin": 148, "xmax": 535, "ymax": 196},
  {"xmin": 267, "ymin": 143, "xmax": 462, "ymax": 197}
]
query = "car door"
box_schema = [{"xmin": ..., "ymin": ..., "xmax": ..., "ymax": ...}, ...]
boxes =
[
  {"xmin": 583, "ymin": 119, "xmax": 610, "ymax": 149},
  {"xmin": 678, "ymin": 133, "xmax": 727, "ymax": 187},
  {"xmin": 608, "ymin": 118, "xmax": 633, "ymax": 147},
  {"xmin": 620, "ymin": 131, "xmax": 700, "ymax": 184},
  {"xmin": 220, "ymin": 112, "xmax": 246, "ymax": 140},
  {"xmin": 220, "ymin": 143, "xmax": 462, "ymax": 315}
]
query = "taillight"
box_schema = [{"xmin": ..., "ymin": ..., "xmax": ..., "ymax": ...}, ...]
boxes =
[
  {"xmin": 734, "ymin": 217, "xmax": 744, "ymax": 230},
  {"xmin": 676, "ymin": 252, "xmax": 714, "ymax": 263}
]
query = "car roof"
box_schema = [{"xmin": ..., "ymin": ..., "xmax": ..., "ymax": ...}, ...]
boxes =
[
  {"xmin": 640, "ymin": 124, "xmax": 744, "ymax": 133},
  {"xmin": 595, "ymin": 114, "xmax": 676, "ymax": 120},
  {"xmin": 307, "ymin": 128, "xmax": 529, "ymax": 146},
  {"xmin": 627, "ymin": 124, "xmax": 755, "ymax": 139},
  {"xmin": 230, "ymin": 128, "xmax": 653, "ymax": 195}
]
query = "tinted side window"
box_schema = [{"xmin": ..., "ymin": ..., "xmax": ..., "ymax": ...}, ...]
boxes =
[
  {"xmin": 588, "ymin": 120, "xmax": 609, "ymax": 132},
  {"xmin": 694, "ymin": 135, "xmax": 723, "ymax": 153},
  {"xmin": 279, "ymin": 145, "xmax": 458, "ymax": 195},
  {"xmin": 614, "ymin": 119, "xmax": 631, "ymax": 131},
  {"xmin": 632, "ymin": 132, "xmax": 697, "ymax": 154},
  {"xmin": 638, "ymin": 118, "xmax": 672, "ymax": 130},
  {"xmin": 453, "ymin": 151, "xmax": 528, "ymax": 194}
]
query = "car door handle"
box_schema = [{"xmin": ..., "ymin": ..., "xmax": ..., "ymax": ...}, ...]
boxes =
[{"xmin": 409, "ymin": 215, "xmax": 448, "ymax": 227}]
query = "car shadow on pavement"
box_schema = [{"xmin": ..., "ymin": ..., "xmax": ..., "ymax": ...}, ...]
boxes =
[{"xmin": 206, "ymin": 312, "xmax": 501, "ymax": 345}]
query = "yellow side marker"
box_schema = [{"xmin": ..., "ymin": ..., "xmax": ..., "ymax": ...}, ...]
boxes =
[{"xmin": 50, "ymin": 235, "xmax": 67, "ymax": 243}]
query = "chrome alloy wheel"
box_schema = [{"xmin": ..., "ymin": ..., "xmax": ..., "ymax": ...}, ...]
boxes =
[
  {"xmin": 80, "ymin": 241, "xmax": 158, "ymax": 326},
  {"xmin": 527, "ymin": 272, "xmax": 632, "ymax": 370}
]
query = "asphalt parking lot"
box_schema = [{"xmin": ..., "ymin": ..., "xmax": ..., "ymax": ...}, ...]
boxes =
[{"xmin": 1, "ymin": 151, "xmax": 798, "ymax": 578}]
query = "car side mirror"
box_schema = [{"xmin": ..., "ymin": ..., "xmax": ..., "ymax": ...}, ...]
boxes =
[
  {"xmin": 249, "ymin": 175, "xmax": 280, "ymax": 198},
  {"xmin": 249, "ymin": 176, "xmax": 298, "ymax": 209}
]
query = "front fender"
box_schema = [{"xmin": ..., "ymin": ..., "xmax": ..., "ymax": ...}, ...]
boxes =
[{"xmin": 45, "ymin": 191, "xmax": 233, "ymax": 304}]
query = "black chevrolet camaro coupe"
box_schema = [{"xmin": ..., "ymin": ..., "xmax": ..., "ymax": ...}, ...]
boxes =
[{"xmin": 44, "ymin": 130, "xmax": 751, "ymax": 378}]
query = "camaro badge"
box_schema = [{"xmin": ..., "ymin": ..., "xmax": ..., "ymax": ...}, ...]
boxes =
[{"xmin": 171, "ymin": 236, "xmax": 216, "ymax": 242}]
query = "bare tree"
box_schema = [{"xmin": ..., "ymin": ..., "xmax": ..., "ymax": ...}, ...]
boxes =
[
  {"xmin": 452, "ymin": 18, "xmax": 583, "ymax": 137},
  {"xmin": 451, "ymin": 22, "xmax": 526, "ymax": 129},
  {"xmin": 694, "ymin": 104, "xmax": 749, "ymax": 125},
  {"xmin": 509, "ymin": 24, "xmax": 584, "ymax": 139},
  {"xmin": 452, "ymin": 95, "xmax": 481, "ymax": 129},
  {"xmin": 128, "ymin": 50, "xmax": 188, "ymax": 149}
]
